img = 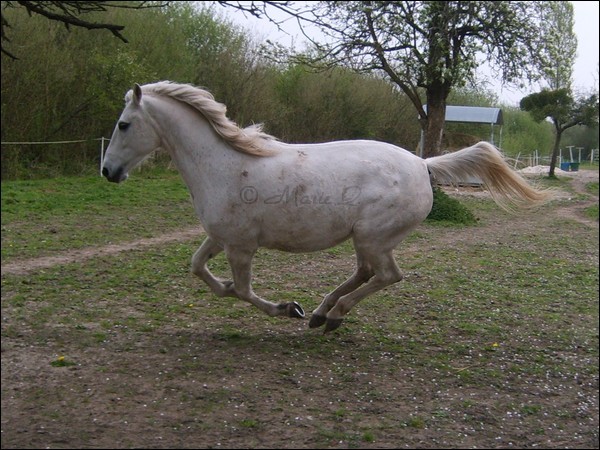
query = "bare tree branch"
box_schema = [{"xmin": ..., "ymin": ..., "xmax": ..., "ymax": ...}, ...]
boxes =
[{"xmin": 1, "ymin": 1, "xmax": 169, "ymax": 59}]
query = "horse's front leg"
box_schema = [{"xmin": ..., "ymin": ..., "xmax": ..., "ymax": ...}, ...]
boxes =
[{"xmin": 225, "ymin": 245, "xmax": 305, "ymax": 319}]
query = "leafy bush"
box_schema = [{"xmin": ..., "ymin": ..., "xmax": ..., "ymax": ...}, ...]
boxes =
[{"xmin": 426, "ymin": 187, "xmax": 477, "ymax": 225}]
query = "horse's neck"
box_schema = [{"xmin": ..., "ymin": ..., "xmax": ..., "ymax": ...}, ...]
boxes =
[
  {"xmin": 150, "ymin": 100, "xmax": 242, "ymax": 209},
  {"xmin": 171, "ymin": 124, "xmax": 237, "ymax": 182}
]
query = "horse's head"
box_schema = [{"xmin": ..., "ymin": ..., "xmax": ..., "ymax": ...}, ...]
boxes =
[{"xmin": 102, "ymin": 84, "xmax": 162, "ymax": 183}]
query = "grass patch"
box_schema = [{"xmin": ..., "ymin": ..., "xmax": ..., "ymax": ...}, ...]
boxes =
[
  {"xmin": 50, "ymin": 356, "xmax": 77, "ymax": 367},
  {"xmin": 586, "ymin": 181, "xmax": 599, "ymax": 197},
  {"xmin": 584, "ymin": 203, "xmax": 599, "ymax": 220},
  {"xmin": 1, "ymin": 168, "xmax": 198, "ymax": 261}
]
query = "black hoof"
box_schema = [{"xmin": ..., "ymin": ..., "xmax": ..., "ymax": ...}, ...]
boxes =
[
  {"xmin": 278, "ymin": 301, "xmax": 305, "ymax": 319},
  {"xmin": 324, "ymin": 318, "xmax": 343, "ymax": 333},
  {"xmin": 308, "ymin": 314, "xmax": 327, "ymax": 328}
]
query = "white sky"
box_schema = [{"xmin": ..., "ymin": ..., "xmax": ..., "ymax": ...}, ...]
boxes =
[
  {"xmin": 561, "ymin": 1, "xmax": 598, "ymax": 92},
  {"xmin": 218, "ymin": 1, "xmax": 599, "ymax": 106}
]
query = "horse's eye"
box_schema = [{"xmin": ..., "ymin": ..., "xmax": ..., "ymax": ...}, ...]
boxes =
[{"xmin": 118, "ymin": 121, "xmax": 130, "ymax": 131}]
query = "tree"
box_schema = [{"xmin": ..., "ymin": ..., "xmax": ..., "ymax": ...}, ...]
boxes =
[
  {"xmin": 520, "ymin": 89, "xmax": 598, "ymax": 177},
  {"xmin": 519, "ymin": 1, "xmax": 598, "ymax": 178},
  {"xmin": 1, "ymin": 1, "xmax": 167, "ymax": 59},
  {"xmin": 228, "ymin": 1, "xmax": 548, "ymax": 157},
  {"xmin": 537, "ymin": 1, "xmax": 577, "ymax": 91}
]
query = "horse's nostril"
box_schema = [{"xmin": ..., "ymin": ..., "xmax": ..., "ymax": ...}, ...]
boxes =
[{"xmin": 102, "ymin": 167, "xmax": 109, "ymax": 178}]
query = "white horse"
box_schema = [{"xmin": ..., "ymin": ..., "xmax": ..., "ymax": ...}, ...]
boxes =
[{"xmin": 102, "ymin": 81, "xmax": 549, "ymax": 333}]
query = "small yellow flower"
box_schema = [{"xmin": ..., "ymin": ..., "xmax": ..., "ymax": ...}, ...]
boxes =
[
  {"xmin": 492, "ymin": 342, "xmax": 499, "ymax": 348},
  {"xmin": 188, "ymin": 303, "xmax": 194, "ymax": 307},
  {"xmin": 57, "ymin": 355, "xmax": 65, "ymax": 361}
]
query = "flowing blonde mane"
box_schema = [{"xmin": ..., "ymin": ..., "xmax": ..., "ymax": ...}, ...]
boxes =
[{"xmin": 134, "ymin": 81, "xmax": 276, "ymax": 156}]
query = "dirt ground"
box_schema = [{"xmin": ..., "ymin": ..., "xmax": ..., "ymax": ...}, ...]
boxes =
[{"xmin": 1, "ymin": 169, "xmax": 598, "ymax": 449}]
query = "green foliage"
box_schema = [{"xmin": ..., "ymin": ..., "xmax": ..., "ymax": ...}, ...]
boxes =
[
  {"xmin": 520, "ymin": 89, "xmax": 572, "ymax": 123},
  {"xmin": 585, "ymin": 181, "xmax": 599, "ymax": 197},
  {"xmin": 269, "ymin": 65, "xmax": 418, "ymax": 146},
  {"xmin": 448, "ymin": 85, "xmax": 499, "ymax": 107},
  {"xmin": 0, "ymin": 4, "xmax": 421, "ymax": 179},
  {"xmin": 50, "ymin": 356, "xmax": 77, "ymax": 367},
  {"xmin": 584, "ymin": 203, "xmax": 599, "ymax": 221},
  {"xmin": 426, "ymin": 187, "xmax": 477, "ymax": 225},
  {"xmin": 563, "ymin": 123, "xmax": 600, "ymax": 155},
  {"xmin": 1, "ymin": 2, "xmax": 597, "ymax": 181},
  {"xmin": 500, "ymin": 107, "xmax": 554, "ymax": 158},
  {"xmin": 0, "ymin": 4, "xmax": 230, "ymax": 179},
  {"xmin": 520, "ymin": 89, "xmax": 599, "ymax": 130}
]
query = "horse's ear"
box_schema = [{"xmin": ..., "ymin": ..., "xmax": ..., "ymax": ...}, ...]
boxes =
[{"xmin": 132, "ymin": 83, "xmax": 142, "ymax": 105}]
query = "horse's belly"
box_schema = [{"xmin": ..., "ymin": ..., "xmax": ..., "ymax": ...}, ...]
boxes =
[{"xmin": 258, "ymin": 210, "xmax": 353, "ymax": 253}]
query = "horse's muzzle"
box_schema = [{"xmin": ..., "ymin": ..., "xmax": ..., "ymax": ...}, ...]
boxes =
[{"xmin": 102, "ymin": 166, "xmax": 128, "ymax": 183}]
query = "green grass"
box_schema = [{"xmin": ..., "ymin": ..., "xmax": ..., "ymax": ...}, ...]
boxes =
[
  {"xmin": 584, "ymin": 181, "xmax": 599, "ymax": 220},
  {"xmin": 586, "ymin": 181, "xmax": 599, "ymax": 197},
  {"xmin": 1, "ymin": 168, "xmax": 198, "ymax": 261}
]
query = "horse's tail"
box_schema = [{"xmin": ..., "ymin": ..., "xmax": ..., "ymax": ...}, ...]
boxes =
[{"xmin": 425, "ymin": 141, "xmax": 552, "ymax": 211}]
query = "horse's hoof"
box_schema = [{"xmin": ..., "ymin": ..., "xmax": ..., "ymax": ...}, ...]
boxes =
[
  {"xmin": 324, "ymin": 318, "xmax": 343, "ymax": 333},
  {"xmin": 308, "ymin": 314, "xmax": 327, "ymax": 328},
  {"xmin": 279, "ymin": 301, "xmax": 305, "ymax": 319}
]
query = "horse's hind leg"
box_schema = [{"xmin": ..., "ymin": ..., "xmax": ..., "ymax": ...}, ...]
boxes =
[
  {"xmin": 225, "ymin": 245, "xmax": 305, "ymax": 319},
  {"xmin": 323, "ymin": 249, "xmax": 402, "ymax": 333},
  {"xmin": 191, "ymin": 236, "xmax": 236, "ymax": 298},
  {"xmin": 309, "ymin": 255, "xmax": 374, "ymax": 328}
]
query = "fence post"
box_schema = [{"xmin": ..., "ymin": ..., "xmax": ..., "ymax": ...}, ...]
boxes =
[
  {"xmin": 559, "ymin": 148, "xmax": 561, "ymax": 165},
  {"xmin": 99, "ymin": 137, "xmax": 106, "ymax": 176}
]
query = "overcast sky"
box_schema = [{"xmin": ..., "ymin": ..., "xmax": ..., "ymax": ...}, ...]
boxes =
[
  {"xmin": 220, "ymin": 1, "xmax": 599, "ymax": 106},
  {"xmin": 562, "ymin": 1, "xmax": 598, "ymax": 92}
]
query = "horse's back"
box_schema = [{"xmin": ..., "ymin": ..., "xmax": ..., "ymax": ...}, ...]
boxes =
[{"xmin": 273, "ymin": 140, "xmax": 427, "ymax": 183}]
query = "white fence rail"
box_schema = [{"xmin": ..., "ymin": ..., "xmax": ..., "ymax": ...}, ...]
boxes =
[
  {"xmin": 513, "ymin": 148, "xmax": 599, "ymax": 168},
  {"xmin": 1, "ymin": 137, "xmax": 110, "ymax": 176}
]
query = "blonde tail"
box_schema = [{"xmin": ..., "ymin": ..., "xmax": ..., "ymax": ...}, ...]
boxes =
[{"xmin": 425, "ymin": 141, "xmax": 552, "ymax": 211}]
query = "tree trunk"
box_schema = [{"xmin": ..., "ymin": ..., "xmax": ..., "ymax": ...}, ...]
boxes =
[
  {"xmin": 549, "ymin": 128, "xmax": 562, "ymax": 178},
  {"xmin": 422, "ymin": 85, "xmax": 449, "ymax": 158}
]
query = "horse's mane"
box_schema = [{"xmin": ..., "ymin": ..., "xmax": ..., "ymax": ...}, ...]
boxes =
[{"xmin": 133, "ymin": 81, "xmax": 276, "ymax": 157}]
